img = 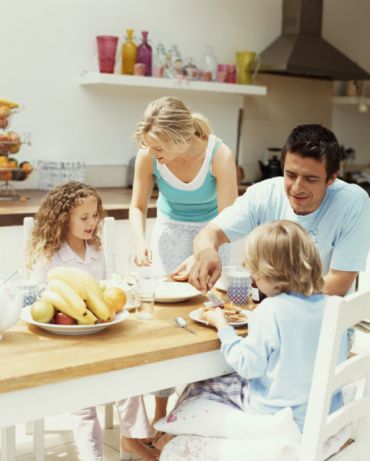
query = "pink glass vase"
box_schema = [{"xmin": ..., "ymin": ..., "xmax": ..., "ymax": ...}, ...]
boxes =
[{"xmin": 136, "ymin": 31, "xmax": 152, "ymax": 76}]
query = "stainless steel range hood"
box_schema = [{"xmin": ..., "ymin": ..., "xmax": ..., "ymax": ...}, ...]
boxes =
[{"xmin": 259, "ymin": 0, "xmax": 370, "ymax": 80}]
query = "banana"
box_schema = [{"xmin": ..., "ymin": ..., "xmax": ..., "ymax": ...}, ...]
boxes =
[
  {"xmin": 47, "ymin": 267, "xmax": 87, "ymax": 300},
  {"xmin": 69, "ymin": 268, "xmax": 104, "ymax": 298},
  {"xmin": 47, "ymin": 278, "xmax": 87, "ymax": 317},
  {"xmin": 85, "ymin": 289, "xmax": 111, "ymax": 321},
  {"xmin": 102, "ymin": 294, "xmax": 117, "ymax": 321},
  {"xmin": 41, "ymin": 289, "xmax": 85, "ymax": 322},
  {"xmin": 0, "ymin": 98, "xmax": 19, "ymax": 109},
  {"xmin": 77, "ymin": 308, "xmax": 97, "ymax": 325},
  {"xmin": 67, "ymin": 268, "xmax": 111, "ymax": 321}
]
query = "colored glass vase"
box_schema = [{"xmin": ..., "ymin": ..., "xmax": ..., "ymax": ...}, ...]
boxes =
[
  {"xmin": 136, "ymin": 31, "xmax": 152, "ymax": 77},
  {"xmin": 121, "ymin": 29, "xmax": 137, "ymax": 75}
]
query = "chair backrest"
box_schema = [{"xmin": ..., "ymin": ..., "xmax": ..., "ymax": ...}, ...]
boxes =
[
  {"xmin": 301, "ymin": 291, "xmax": 370, "ymax": 461},
  {"xmin": 22, "ymin": 216, "xmax": 115, "ymax": 278}
]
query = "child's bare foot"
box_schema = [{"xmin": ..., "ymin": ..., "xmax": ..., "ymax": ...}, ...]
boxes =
[
  {"xmin": 121, "ymin": 437, "xmax": 160, "ymax": 461},
  {"xmin": 152, "ymin": 431, "xmax": 174, "ymax": 450}
]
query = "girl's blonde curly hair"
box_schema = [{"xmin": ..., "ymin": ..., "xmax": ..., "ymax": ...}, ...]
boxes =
[
  {"xmin": 243, "ymin": 220, "xmax": 324, "ymax": 296},
  {"xmin": 134, "ymin": 96, "xmax": 212, "ymax": 150},
  {"xmin": 26, "ymin": 181, "xmax": 105, "ymax": 270}
]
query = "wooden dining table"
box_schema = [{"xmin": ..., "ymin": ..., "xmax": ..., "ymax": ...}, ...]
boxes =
[{"xmin": 0, "ymin": 294, "xmax": 248, "ymax": 432}]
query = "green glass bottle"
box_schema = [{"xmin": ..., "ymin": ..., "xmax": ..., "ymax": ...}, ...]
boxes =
[{"xmin": 121, "ymin": 29, "xmax": 137, "ymax": 75}]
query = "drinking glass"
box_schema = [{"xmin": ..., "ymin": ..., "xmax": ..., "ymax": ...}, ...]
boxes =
[
  {"xmin": 135, "ymin": 267, "xmax": 159, "ymax": 320},
  {"xmin": 226, "ymin": 268, "xmax": 251, "ymax": 306},
  {"xmin": 96, "ymin": 35, "xmax": 119, "ymax": 73}
]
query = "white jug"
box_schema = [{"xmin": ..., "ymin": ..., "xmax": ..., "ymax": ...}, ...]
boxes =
[{"xmin": 0, "ymin": 286, "xmax": 23, "ymax": 340}]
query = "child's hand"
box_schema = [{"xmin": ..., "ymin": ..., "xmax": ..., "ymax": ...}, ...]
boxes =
[{"xmin": 199, "ymin": 307, "xmax": 228, "ymax": 330}]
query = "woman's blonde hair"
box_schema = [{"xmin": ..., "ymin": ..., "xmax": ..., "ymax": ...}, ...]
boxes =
[
  {"xmin": 243, "ymin": 220, "xmax": 324, "ymax": 296},
  {"xmin": 26, "ymin": 181, "xmax": 105, "ymax": 269},
  {"xmin": 134, "ymin": 96, "xmax": 212, "ymax": 150}
]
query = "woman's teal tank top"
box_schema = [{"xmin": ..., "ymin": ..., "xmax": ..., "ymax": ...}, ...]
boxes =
[{"xmin": 153, "ymin": 136, "xmax": 221, "ymax": 222}]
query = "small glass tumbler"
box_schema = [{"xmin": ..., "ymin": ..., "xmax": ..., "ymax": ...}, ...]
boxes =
[
  {"xmin": 96, "ymin": 35, "xmax": 119, "ymax": 73},
  {"xmin": 135, "ymin": 269, "xmax": 158, "ymax": 320},
  {"xmin": 7, "ymin": 279, "xmax": 45, "ymax": 308},
  {"xmin": 226, "ymin": 269, "xmax": 251, "ymax": 306}
]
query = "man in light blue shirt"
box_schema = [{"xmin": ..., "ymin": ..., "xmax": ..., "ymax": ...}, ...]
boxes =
[{"xmin": 187, "ymin": 124, "xmax": 370, "ymax": 296}]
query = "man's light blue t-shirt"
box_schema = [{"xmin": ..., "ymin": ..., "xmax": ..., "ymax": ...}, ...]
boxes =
[
  {"xmin": 218, "ymin": 292, "xmax": 348, "ymax": 431},
  {"xmin": 214, "ymin": 177, "xmax": 370, "ymax": 274}
]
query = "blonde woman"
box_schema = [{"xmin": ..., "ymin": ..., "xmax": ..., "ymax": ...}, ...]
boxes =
[
  {"xmin": 158, "ymin": 220, "xmax": 347, "ymax": 449},
  {"xmin": 129, "ymin": 96, "xmax": 238, "ymax": 277}
]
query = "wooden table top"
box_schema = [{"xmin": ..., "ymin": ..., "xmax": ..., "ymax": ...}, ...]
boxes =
[{"xmin": 0, "ymin": 295, "xmax": 248, "ymax": 394}]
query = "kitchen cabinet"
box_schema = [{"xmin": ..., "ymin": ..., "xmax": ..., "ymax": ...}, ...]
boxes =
[{"xmin": 79, "ymin": 72, "xmax": 267, "ymax": 97}]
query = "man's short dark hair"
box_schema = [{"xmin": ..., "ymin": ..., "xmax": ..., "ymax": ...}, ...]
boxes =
[{"xmin": 281, "ymin": 124, "xmax": 340, "ymax": 180}]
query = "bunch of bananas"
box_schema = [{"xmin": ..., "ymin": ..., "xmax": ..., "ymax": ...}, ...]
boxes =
[
  {"xmin": 31, "ymin": 267, "xmax": 127, "ymax": 325},
  {"xmin": 0, "ymin": 98, "xmax": 19, "ymax": 130}
]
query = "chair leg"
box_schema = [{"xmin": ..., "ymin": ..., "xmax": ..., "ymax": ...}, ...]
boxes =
[
  {"xmin": 33, "ymin": 419, "xmax": 45, "ymax": 461},
  {"xmin": 1, "ymin": 426, "xmax": 16, "ymax": 461},
  {"xmin": 104, "ymin": 403, "xmax": 114, "ymax": 429},
  {"xmin": 25, "ymin": 421, "xmax": 34, "ymax": 435}
]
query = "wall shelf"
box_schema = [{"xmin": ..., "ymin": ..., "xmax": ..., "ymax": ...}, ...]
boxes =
[
  {"xmin": 79, "ymin": 72, "xmax": 267, "ymax": 97},
  {"xmin": 333, "ymin": 96, "xmax": 370, "ymax": 105}
]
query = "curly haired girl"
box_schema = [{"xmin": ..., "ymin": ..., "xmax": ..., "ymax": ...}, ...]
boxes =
[
  {"xmin": 27, "ymin": 181, "xmax": 159, "ymax": 461},
  {"xmin": 27, "ymin": 181, "xmax": 105, "ymax": 276}
]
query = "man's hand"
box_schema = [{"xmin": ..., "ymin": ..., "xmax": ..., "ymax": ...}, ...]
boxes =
[{"xmin": 188, "ymin": 248, "xmax": 222, "ymax": 293}]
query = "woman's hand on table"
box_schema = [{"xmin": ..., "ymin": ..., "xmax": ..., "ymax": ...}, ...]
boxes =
[
  {"xmin": 133, "ymin": 244, "xmax": 152, "ymax": 266},
  {"xmin": 200, "ymin": 307, "xmax": 228, "ymax": 330}
]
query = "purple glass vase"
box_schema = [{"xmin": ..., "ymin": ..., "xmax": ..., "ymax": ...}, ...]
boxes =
[{"xmin": 136, "ymin": 31, "xmax": 152, "ymax": 76}]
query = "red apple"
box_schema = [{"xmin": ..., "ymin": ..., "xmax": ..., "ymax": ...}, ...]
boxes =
[{"xmin": 53, "ymin": 312, "xmax": 77, "ymax": 325}]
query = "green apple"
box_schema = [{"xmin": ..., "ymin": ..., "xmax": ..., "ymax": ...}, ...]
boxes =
[{"xmin": 31, "ymin": 300, "xmax": 55, "ymax": 323}]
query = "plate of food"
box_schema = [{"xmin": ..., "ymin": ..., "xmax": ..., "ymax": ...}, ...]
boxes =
[
  {"xmin": 189, "ymin": 306, "xmax": 249, "ymax": 328},
  {"xmin": 155, "ymin": 282, "xmax": 201, "ymax": 303},
  {"xmin": 21, "ymin": 305, "xmax": 129, "ymax": 336}
]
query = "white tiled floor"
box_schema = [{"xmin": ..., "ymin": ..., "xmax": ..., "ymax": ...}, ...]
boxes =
[{"xmin": 2, "ymin": 395, "xmax": 177, "ymax": 460}]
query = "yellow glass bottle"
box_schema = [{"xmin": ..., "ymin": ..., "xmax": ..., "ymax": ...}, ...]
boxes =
[{"xmin": 121, "ymin": 29, "xmax": 137, "ymax": 75}]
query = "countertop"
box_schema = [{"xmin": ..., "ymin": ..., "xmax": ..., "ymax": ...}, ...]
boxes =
[
  {"xmin": 0, "ymin": 185, "xmax": 248, "ymax": 227},
  {"xmin": 0, "ymin": 187, "xmax": 157, "ymax": 226}
]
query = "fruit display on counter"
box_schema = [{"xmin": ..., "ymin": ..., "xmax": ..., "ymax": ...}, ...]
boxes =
[
  {"xmin": 0, "ymin": 131, "xmax": 21, "ymax": 154},
  {"xmin": 0, "ymin": 98, "xmax": 19, "ymax": 130},
  {"xmin": 0, "ymin": 98, "xmax": 33, "ymax": 199},
  {"xmin": 30, "ymin": 267, "xmax": 127, "ymax": 325},
  {"xmin": 0, "ymin": 156, "xmax": 33, "ymax": 181}
]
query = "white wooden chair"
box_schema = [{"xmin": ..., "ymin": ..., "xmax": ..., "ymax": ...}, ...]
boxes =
[
  {"xmin": 0, "ymin": 216, "xmax": 116, "ymax": 461},
  {"xmin": 300, "ymin": 291, "xmax": 370, "ymax": 461},
  {"xmin": 161, "ymin": 291, "xmax": 370, "ymax": 461}
]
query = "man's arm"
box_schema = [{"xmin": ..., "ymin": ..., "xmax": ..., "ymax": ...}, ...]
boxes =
[
  {"xmin": 323, "ymin": 269, "xmax": 358, "ymax": 296},
  {"xmin": 188, "ymin": 222, "xmax": 230, "ymax": 293}
]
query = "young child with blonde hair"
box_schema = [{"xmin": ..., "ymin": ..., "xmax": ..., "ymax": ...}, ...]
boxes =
[
  {"xmin": 28, "ymin": 181, "xmax": 159, "ymax": 461},
  {"xmin": 162, "ymin": 220, "xmax": 347, "ymax": 442}
]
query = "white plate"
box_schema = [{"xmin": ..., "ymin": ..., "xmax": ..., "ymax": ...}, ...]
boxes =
[
  {"xmin": 155, "ymin": 282, "xmax": 201, "ymax": 303},
  {"xmin": 214, "ymin": 279, "xmax": 227, "ymax": 292},
  {"xmin": 189, "ymin": 308, "xmax": 249, "ymax": 328},
  {"xmin": 21, "ymin": 305, "xmax": 129, "ymax": 336}
]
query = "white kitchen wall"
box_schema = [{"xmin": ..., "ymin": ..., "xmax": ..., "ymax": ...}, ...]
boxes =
[
  {"xmin": 0, "ymin": 0, "xmax": 279, "ymax": 188},
  {"xmin": 1, "ymin": 0, "xmax": 369, "ymax": 187},
  {"xmin": 325, "ymin": 0, "xmax": 370, "ymax": 164}
]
